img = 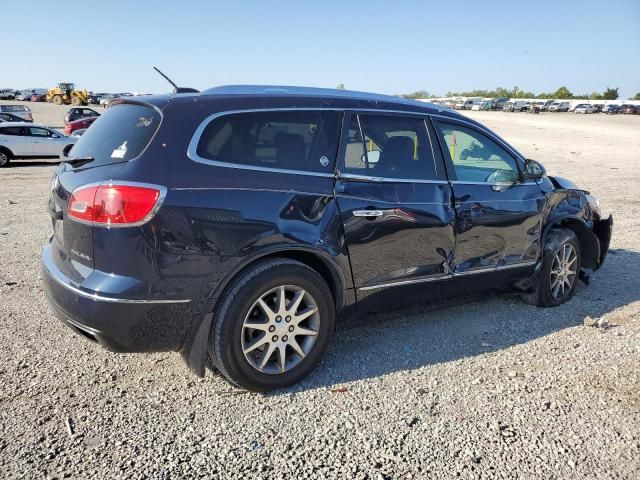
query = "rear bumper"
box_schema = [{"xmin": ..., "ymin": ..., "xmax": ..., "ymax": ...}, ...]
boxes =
[{"xmin": 41, "ymin": 243, "xmax": 193, "ymax": 353}]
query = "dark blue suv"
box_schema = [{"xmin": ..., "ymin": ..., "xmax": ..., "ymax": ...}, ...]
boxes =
[{"xmin": 42, "ymin": 86, "xmax": 612, "ymax": 391}]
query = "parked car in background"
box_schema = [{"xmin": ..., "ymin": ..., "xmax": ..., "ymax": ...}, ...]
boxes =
[
  {"xmin": 455, "ymin": 98, "xmax": 481, "ymax": 110},
  {"xmin": 0, "ymin": 123, "xmax": 77, "ymax": 167},
  {"xmin": 64, "ymin": 116, "xmax": 99, "ymax": 134},
  {"xmin": 492, "ymin": 97, "xmax": 510, "ymax": 110},
  {"xmin": 64, "ymin": 107, "xmax": 100, "ymax": 125},
  {"xmin": 548, "ymin": 101, "xmax": 570, "ymax": 112},
  {"xmin": 532, "ymin": 100, "xmax": 554, "ymax": 111},
  {"xmin": 503, "ymin": 101, "xmax": 528, "ymax": 112},
  {"xmin": 99, "ymin": 94, "xmax": 118, "ymax": 108},
  {"xmin": 573, "ymin": 104, "xmax": 596, "ymax": 114},
  {"xmin": 0, "ymin": 113, "xmax": 31, "ymax": 123},
  {"xmin": 0, "ymin": 105, "xmax": 33, "ymax": 121},
  {"xmin": 592, "ymin": 104, "xmax": 604, "ymax": 113},
  {"xmin": 71, "ymin": 128, "xmax": 88, "ymax": 137},
  {"xmin": 603, "ymin": 104, "xmax": 620, "ymax": 114},
  {"xmin": 30, "ymin": 89, "xmax": 48, "ymax": 102},
  {"xmin": 16, "ymin": 90, "xmax": 35, "ymax": 101},
  {"xmin": 619, "ymin": 104, "xmax": 638, "ymax": 115},
  {"xmin": 472, "ymin": 101, "xmax": 493, "ymax": 111},
  {"xmin": 88, "ymin": 93, "xmax": 108, "ymax": 105},
  {"xmin": 40, "ymin": 86, "xmax": 612, "ymax": 391},
  {"xmin": 0, "ymin": 89, "xmax": 17, "ymax": 100}
]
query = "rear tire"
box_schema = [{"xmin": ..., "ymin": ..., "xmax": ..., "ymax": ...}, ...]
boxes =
[
  {"xmin": 53, "ymin": 95, "xmax": 63, "ymax": 105},
  {"xmin": 0, "ymin": 149, "xmax": 11, "ymax": 167},
  {"xmin": 521, "ymin": 228, "xmax": 581, "ymax": 307},
  {"xmin": 209, "ymin": 258, "xmax": 335, "ymax": 391}
]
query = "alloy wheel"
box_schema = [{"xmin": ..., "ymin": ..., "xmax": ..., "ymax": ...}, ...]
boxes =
[
  {"xmin": 241, "ymin": 285, "xmax": 320, "ymax": 375},
  {"xmin": 550, "ymin": 243, "xmax": 578, "ymax": 300}
]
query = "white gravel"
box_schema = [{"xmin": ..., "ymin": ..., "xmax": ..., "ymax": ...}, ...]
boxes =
[{"xmin": 0, "ymin": 105, "xmax": 639, "ymax": 479}]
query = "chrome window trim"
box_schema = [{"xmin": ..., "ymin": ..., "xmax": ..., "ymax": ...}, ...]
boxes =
[
  {"xmin": 187, "ymin": 107, "xmax": 459, "ymax": 178},
  {"xmin": 187, "ymin": 107, "xmax": 529, "ymax": 182},
  {"xmin": 338, "ymin": 173, "xmax": 448, "ymax": 184},
  {"xmin": 358, "ymin": 260, "xmax": 537, "ymax": 291},
  {"xmin": 187, "ymin": 108, "xmax": 345, "ymax": 178}
]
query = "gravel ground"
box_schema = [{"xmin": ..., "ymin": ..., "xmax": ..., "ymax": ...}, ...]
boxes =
[{"xmin": 0, "ymin": 105, "xmax": 639, "ymax": 479}]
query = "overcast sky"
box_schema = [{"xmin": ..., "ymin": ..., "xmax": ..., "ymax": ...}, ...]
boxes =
[{"xmin": 5, "ymin": 0, "xmax": 640, "ymax": 98}]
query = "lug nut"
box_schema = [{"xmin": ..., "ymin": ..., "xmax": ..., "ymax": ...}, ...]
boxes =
[
  {"xmin": 276, "ymin": 316, "xmax": 282, "ymax": 322},
  {"xmin": 288, "ymin": 326, "xmax": 294, "ymax": 332},
  {"xmin": 282, "ymin": 335, "xmax": 288, "ymax": 342},
  {"xmin": 272, "ymin": 335, "xmax": 278, "ymax": 342},
  {"xmin": 269, "ymin": 326, "xmax": 276, "ymax": 332},
  {"xmin": 285, "ymin": 316, "xmax": 292, "ymax": 322}
]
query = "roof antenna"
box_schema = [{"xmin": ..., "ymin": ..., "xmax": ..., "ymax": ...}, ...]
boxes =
[{"xmin": 153, "ymin": 66, "xmax": 199, "ymax": 94}]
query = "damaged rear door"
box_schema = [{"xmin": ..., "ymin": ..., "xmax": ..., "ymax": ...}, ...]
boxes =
[
  {"xmin": 431, "ymin": 116, "xmax": 545, "ymax": 273},
  {"xmin": 335, "ymin": 112, "xmax": 455, "ymax": 303}
]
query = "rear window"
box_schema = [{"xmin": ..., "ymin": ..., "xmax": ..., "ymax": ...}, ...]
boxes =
[
  {"xmin": 196, "ymin": 110, "xmax": 342, "ymax": 173},
  {"xmin": 69, "ymin": 104, "xmax": 160, "ymax": 167}
]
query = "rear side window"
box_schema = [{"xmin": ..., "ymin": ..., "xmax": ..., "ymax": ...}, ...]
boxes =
[
  {"xmin": 0, "ymin": 126, "xmax": 26, "ymax": 136},
  {"xmin": 196, "ymin": 110, "xmax": 342, "ymax": 173},
  {"xmin": 342, "ymin": 113, "xmax": 436, "ymax": 180},
  {"xmin": 69, "ymin": 104, "xmax": 160, "ymax": 167}
]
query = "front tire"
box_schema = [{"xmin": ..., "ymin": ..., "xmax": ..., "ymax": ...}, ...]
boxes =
[
  {"xmin": 522, "ymin": 228, "xmax": 581, "ymax": 307},
  {"xmin": 209, "ymin": 258, "xmax": 335, "ymax": 391}
]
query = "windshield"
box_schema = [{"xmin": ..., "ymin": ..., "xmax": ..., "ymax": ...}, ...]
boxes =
[{"xmin": 68, "ymin": 104, "xmax": 161, "ymax": 168}]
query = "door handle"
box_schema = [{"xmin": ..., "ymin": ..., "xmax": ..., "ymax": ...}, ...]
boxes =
[{"xmin": 353, "ymin": 209, "xmax": 384, "ymax": 217}]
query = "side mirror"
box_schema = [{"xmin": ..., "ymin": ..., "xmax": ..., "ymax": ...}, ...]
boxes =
[
  {"xmin": 52, "ymin": 134, "xmax": 60, "ymax": 139},
  {"xmin": 524, "ymin": 159, "xmax": 546, "ymax": 180}
]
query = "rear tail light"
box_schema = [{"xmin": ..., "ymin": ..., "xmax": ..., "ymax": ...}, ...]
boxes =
[{"xmin": 68, "ymin": 183, "xmax": 164, "ymax": 226}]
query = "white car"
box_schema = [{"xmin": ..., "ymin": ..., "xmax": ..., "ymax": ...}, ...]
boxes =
[
  {"xmin": 0, "ymin": 89, "xmax": 17, "ymax": 100},
  {"xmin": 0, "ymin": 123, "xmax": 77, "ymax": 167},
  {"xmin": 549, "ymin": 101, "xmax": 571, "ymax": 112},
  {"xmin": 573, "ymin": 104, "xmax": 596, "ymax": 114}
]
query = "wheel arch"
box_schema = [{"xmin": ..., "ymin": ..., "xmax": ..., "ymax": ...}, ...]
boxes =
[
  {"xmin": 179, "ymin": 245, "xmax": 349, "ymax": 377},
  {"xmin": 543, "ymin": 215, "xmax": 600, "ymax": 270},
  {"xmin": 0, "ymin": 145, "xmax": 13, "ymax": 158}
]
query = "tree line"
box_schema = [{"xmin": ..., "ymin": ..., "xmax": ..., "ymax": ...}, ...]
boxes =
[{"xmin": 400, "ymin": 86, "xmax": 640, "ymax": 100}]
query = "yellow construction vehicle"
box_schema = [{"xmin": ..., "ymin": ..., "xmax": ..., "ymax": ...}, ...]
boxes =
[{"xmin": 46, "ymin": 83, "xmax": 89, "ymax": 106}]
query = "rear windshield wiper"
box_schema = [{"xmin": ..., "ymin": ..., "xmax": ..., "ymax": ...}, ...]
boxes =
[{"xmin": 62, "ymin": 156, "xmax": 95, "ymax": 167}]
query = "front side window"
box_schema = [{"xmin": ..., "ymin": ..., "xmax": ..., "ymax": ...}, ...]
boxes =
[
  {"xmin": 435, "ymin": 121, "xmax": 520, "ymax": 183},
  {"xmin": 29, "ymin": 127, "xmax": 52, "ymax": 137},
  {"xmin": 196, "ymin": 110, "xmax": 342, "ymax": 173},
  {"xmin": 341, "ymin": 114, "xmax": 436, "ymax": 180}
]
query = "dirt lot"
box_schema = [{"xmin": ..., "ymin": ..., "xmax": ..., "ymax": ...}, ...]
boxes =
[{"xmin": 1, "ymin": 102, "xmax": 639, "ymax": 479}]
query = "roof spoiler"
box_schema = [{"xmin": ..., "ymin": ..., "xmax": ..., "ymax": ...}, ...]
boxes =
[{"xmin": 153, "ymin": 67, "xmax": 199, "ymax": 94}]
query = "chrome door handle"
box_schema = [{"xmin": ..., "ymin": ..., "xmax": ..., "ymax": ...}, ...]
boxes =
[{"xmin": 353, "ymin": 210, "xmax": 384, "ymax": 217}]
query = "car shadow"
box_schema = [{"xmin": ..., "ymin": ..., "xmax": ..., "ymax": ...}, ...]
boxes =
[
  {"xmin": 265, "ymin": 247, "xmax": 639, "ymax": 394},
  {"xmin": 8, "ymin": 160, "xmax": 60, "ymax": 168}
]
